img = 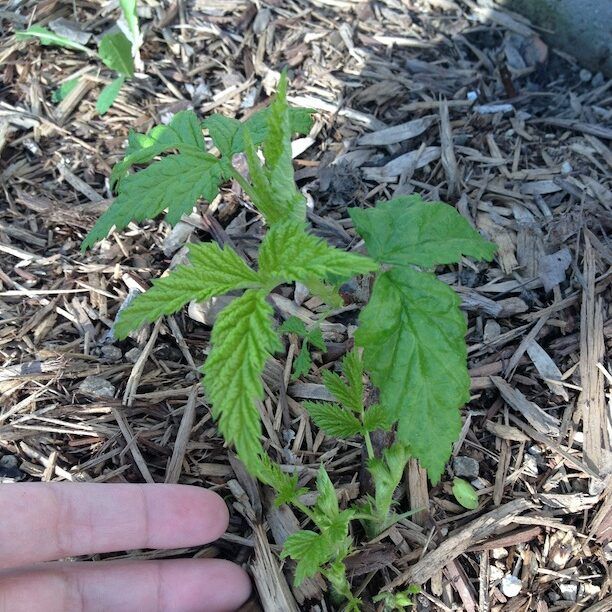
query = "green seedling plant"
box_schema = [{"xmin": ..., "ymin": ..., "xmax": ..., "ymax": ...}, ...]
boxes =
[
  {"xmin": 17, "ymin": 0, "xmax": 141, "ymax": 114},
  {"xmin": 83, "ymin": 73, "xmax": 495, "ymax": 608}
]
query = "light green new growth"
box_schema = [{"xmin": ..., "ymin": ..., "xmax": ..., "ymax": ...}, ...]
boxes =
[{"xmin": 279, "ymin": 316, "xmax": 326, "ymax": 380}]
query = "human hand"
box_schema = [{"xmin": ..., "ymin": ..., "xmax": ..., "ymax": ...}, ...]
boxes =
[{"xmin": 0, "ymin": 483, "xmax": 251, "ymax": 612}]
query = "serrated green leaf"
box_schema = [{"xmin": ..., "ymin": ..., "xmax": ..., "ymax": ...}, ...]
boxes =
[
  {"xmin": 202, "ymin": 114, "xmax": 242, "ymax": 157},
  {"xmin": 292, "ymin": 341, "xmax": 312, "ymax": 380},
  {"xmin": 321, "ymin": 370, "xmax": 361, "ymax": 413},
  {"xmin": 52, "ymin": 77, "xmax": 80, "ymax": 103},
  {"xmin": 111, "ymin": 111, "xmax": 206, "ymax": 187},
  {"xmin": 350, "ymin": 196, "xmax": 496, "ymax": 268},
  {"xmin": 314, "ymin": 466, "xmax": 339, "ymax": 519},
  {"xmin": 243, "ymin": 73, "xmax": 306, "ymax": 225},
  {"xmin": 452, "ymin": 477, "xmax": 479, "ymax": 510},
  {"xmin": 258, "ymin": 221, "xmax": 377, "ymax": 286},
  {"xmin": 356, "ymin": 268, "xmax": 466, "ymax": 483},
  {"xmin": 203, "ymin": 290, "xmax": 282, "ymax": 466},
  {"xmin": 281, "ymin": 530, "xmax": 334, "ymax": 586},
  {"xmin": 307, "ymin": 327, "xmax": 326, "ymax": 351},
  {"xmin": 362, "ymin": 404, "xmax": 394, "ymax": 432},
  {"xmin": 279, "ymin": 315, "xmax": 308, "ymax": 337},
  {"xmin": 16, "ymin": 25, "xmax": 92, "ymax": 54},
  {"xmin": 114, "ymin": 242, "xmax": 260, "ymax": 338},
  {"xmin": 203, "ymin": 106, "xmax": 314, "ymax": 159},
  {"xmin": 304, "ymin": 401, "xmax": 362, "ymax": 438},
  {"xmin": 256, "ymin": 455, "xmax": 307, "ymax": 506},
  {"xmin": 96, "ymin": 76, "xmax": 125, "ymax": 115},
  {"xmin": 83, "ymin": 151, "xmax": 222, "ymax": 249},
  {"xmin": 98, "ymin": 31, "xmax": 134, "ymax": 77}
]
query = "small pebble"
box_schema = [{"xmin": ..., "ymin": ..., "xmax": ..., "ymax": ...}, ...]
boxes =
[
  {"xmin": 492, "ymin": 548, "xmax": 508, "ymax": 560},
  {"xmin": 453, "ymin": 456, "xmax": 479, "ymax": 479},
  {"xmin": 483, "ymin": 319, "xmax": 501, "ymax": 343},
  {"xmin": 79, "ymin": 376, "xmax": 115, "ymax": 398},
  {"xmin": 125, "ymin": 347, "xmax": 143, "ymax": 363},
  {"xmin": 561, "ymin": 161, "xmax": 572, "ymax": 175},
  {"xmin": 559, "ymin": 582, "xmax": 578, "ymax": 602},
  {"xmin": 101, "ymin": 345, "xmax": 122, "ymax": 363},
  {"xmin": 490, "ymin": 566, "xmax": 504, "ymax": 581},
  {"xmin": 501, "ymin": 575, "xmax": 522, "ymax": 598},
  {"xmin": 579, "ymin": 68, "xmax": 592, "ymax": 82}
]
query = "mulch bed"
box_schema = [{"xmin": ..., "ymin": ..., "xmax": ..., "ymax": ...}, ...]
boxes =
[{"xmin": 1, "ymin": 1, "xmax": 611, "ymax": 610}]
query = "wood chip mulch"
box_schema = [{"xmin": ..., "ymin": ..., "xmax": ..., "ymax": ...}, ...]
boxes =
[{"xmin": 1, "ymin": 1, "xmax": 611, "ymax": 610}]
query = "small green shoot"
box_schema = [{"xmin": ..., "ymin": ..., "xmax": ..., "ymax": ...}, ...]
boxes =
[{"xmin": 279, "ymin": 316, "xmax": 326, "ymax": 379}]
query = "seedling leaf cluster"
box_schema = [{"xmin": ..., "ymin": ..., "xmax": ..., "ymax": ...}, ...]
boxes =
[
  {"xmin": 17, "ymin": 2, "xmax": 141, "ymax": 114},
  {"xmin": 84, "ymin": 73, "xmax": 495, "ymax": 608}
]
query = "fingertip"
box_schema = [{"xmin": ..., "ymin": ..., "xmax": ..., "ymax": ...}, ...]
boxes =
[{"xmin": 200, "ymin": 559, "xmax": 252, "ymax": 612}]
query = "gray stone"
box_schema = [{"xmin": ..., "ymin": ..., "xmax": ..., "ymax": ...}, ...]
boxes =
[
  {"xmin": 559, "ymin": 582, "xmax": 578, "ymax": 602},
  {"xmin": 503, "ymin": 0, "xmax": 612, "ymax": 76},
  {"xmin": 125, "ymin": 347, "xmax": 143, "ymax": 363},
  {"xmin": 453, "ymin": 456, "xmax": 479, "ymax": 478},
  {"xmin": 101, "ymin": 345, "xmax": 122, "ymax": 363},
  {"xmin": 79, "ymin": 376, "xmax": 115, "ymax": 398}
]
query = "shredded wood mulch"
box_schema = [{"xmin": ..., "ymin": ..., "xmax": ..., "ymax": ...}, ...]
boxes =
[{"xmin": 1, "ymin": 1, "xmax": 611, "ymax": 610}]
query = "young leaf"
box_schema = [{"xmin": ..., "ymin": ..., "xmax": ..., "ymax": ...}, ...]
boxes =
[
  {"xmin": 256, "ymin": 456, "xmax": 307, "ymax": 506},
  {"xmin": 355, "ymin": 268, "xmax": 466, "ymax": 483},
  {"xmin": 362, "ymin": 404, "xmax": 394, "ymax": 432},
  {"xmin": 16, "ymin": 25, "xmax": 92, "ymax": 54},
  {"xmin": 314, "ymin": 466, "xmax": 339, "ymax": 519},
  {"xmin": 258, "ymin": 221, "xmax": 377, "ymax": 286},
  {"xmin": 83, "ymin": 151, "xmax": 223, "ymax": 249},
  {"xmin": 292, "ymin": 342, "xmax": 313, "ymax": 380},
  {"xmin": 203, "ymin": 290, "xmax": 282, "ymax": 466},
  {"xmin": 52, "ymin": 77, "xmax": 80, "ymax": 103},
  {"xmin": 304, "ymin": 401, "xmax": 362, "ymax": 438},
  {"xmin": 96, "ymin": 76, "xmax": 125, "ymax": 115},
  {"xmin": 243, "ymin": 73, "xmax": 306, "ymax": 225},
  {"xmin": 119, "ymin": 0, "xmax": 140, "ymax": 47},
  {"xmin": 341, "ymin": 350, "xmax": 364, "ymax": 406},
  {"xmin": 202, "ymin": 107, "xmax": 314, "ymax": 159},
  {"xmin": 98, "ymin": 31, "xmax": 135, "ymax": 77},
  {"xmin": 321, "ymin": 370, "xmax": 362, "ymax": 413},
  {"xmin": 113, "ymin": 242, "xmax": 260, "ymax": 338},
  {"xmin": 111, "ymin": 110, "xmax": 206, "ymax": 187},
  {"xmin": 281, "ymin": 530, "xmax": 334, "ymax": 586},
  {"xmin": 279, "ymin": 316, "xmax": 308, "ymax": 337},
  {"xmin": 452, "ymin": 477, "xmax": 479, "ymax": 510},
  {"xmin": 307, "ymin": 327, "xmax": 326, "ymax": 351},
  {"xmin": 349, "ymin": 196, "xmax": 496, "ymax": 268}
]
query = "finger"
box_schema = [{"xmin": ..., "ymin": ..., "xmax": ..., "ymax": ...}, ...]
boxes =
[
  {"xmin": 0, "ymin": 483, "xmax": 229, "ymax": 568},
  {"xmin": 0, "ymin": 558, "xmax": 251, "ymax": 612}
]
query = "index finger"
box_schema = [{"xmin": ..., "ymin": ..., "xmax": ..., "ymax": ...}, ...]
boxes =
[{"xmin": 0, "ymin": 483, "xmax": 229, "ymax": 569}]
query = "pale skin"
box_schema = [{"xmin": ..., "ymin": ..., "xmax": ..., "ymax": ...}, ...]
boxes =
[{"xmin": 0, "ymin": 483, "xmax": 251, "ymax": 612}]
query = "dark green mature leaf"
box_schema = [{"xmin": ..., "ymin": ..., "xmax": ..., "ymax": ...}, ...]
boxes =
[
  {"xmin": 304, "ymin": 401, "xmax": 362, "ymax": 438},
  {"xmin": 258, "ymin": 221, "xmax": 377, "ymax": 285},
  {"xmin": 113, "ymin": 241, "xmax": 260, "ymax": 338},
  {"xmin": 111, "ymin": 110, "xmax": 206, "ymax": 187},
  {"xmin": 16, "ymin": 25, "xmax": 92, "ymax": 54},
  {"xmin": 281, "ymin": 530, "xmax": 334, "ymax": 586},
  {"xmin": 355, "ymin": 267, "xmax": 467, "ymax": 482},
  {"xmin": 83, "ymin": 151, "xmax": 222, "ymax": 249},
  {"xmin": 204, "ymin": 290, "xmax": 282, "ymax": 466},
  {"xmin": 243, "ymin": 73, "xmax": 306, "ymax": 224},
  {"xmin": 98, "ymin": 31, "xmax": 134, "ymax": 76},
  {"xmin": 96, "ymin": 76, "xmax": 125, "ymax": 115},
  {"xmin": 349, "ymin": 195, "xmax": 496, "ymax": 268}
]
